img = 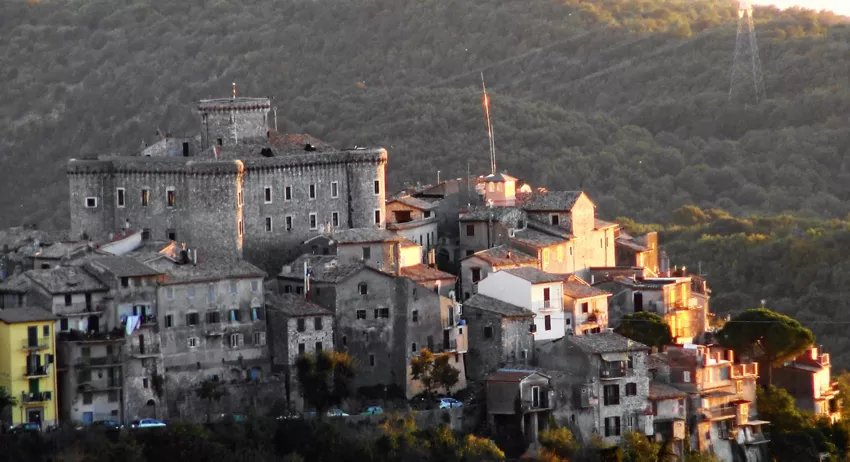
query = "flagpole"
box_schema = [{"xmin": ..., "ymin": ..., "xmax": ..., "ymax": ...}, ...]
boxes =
[{"xmin": 481, "ymin": 73, "xmax": 496, "ymax": 176}]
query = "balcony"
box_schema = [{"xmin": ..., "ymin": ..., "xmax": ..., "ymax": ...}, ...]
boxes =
[
  {"xmin": 22, "ymin": 338, "xmax": 50, "ymax": 351},
  {"xmin": 129, "ymin": 344, "xmax": 161, "ymax": 358},
  {"xmin": 521, "ymin": 390, "xmax": 554, "ymax": 412},
  {"xmin": 702, "ymin": 406, "xmax": 737, "ymax": 420},
  {"xmin": 21, "ymin": 391, "xmax": 52, "ymax": 403},
  {"xmin": 59, "ymin": 328, "xmax": 125, "ymax": 344},
  {"xmin": 600, "ymin": 364, "xmax": 627, "ymax": 380},
  {"xmin": 78, "ymin": 379, "xmax": 122, "ymax": 392},
  {"xmin": 444, "ymin": 325, "xmax": 468, "ymax": 354},
  {"xmin": 731, "ymin": 363, "xmax": 759, "ymax": 378},
  {"xmin": 24, "ymin": 366, "xmax": 49, "ymax": 378},
  {"xmin": 533, "ymin": 299, "xmax": 563, "ymax": 312},
  {"xmin": 75, "ymin": 355, "xmax": 122, "ymax": 369}
]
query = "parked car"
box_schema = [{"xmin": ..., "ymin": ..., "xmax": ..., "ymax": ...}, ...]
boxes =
[
  {"xmin": 11, "ymin": 422, "xmax": 41, "ymax": 434},
  {"xmin": 275, "ymin": 412, "xmax": 301, "ymax": 420},
  {"xmin": 438, "ymin": 398, "xmax": 463, "ymax": 409},
  {"xmin": 326, "ymin": 409, "xmax": 349, "ymax": 417},
  {"xmin": 91, "ymin": 420, "xmax": 122, "ymax": 431},
  {"xmin": 130, "ymin": 419, "xmax": 166, "ymax": 429},
  {"xmin": 360, "ymin": 406, "xmax": 383, "ymax": 416}
]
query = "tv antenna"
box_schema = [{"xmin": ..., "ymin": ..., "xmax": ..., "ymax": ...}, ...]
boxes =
[{"xmin": 728, "ymin": 0, "xmax": 766, "ymax": 104}]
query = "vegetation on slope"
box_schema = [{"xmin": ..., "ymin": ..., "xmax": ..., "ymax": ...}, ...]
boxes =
[{"xmin": 1, "ymin": 0, "xmax": 848, "ymax": 227}]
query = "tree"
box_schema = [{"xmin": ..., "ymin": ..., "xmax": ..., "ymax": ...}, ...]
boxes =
[
  {"xmin": 621, "ymin": 430, "xmax": 659, "ymax": 462},
  {"xmin": 410, "ymin": 348, "xmax": 460, "ymax": 396},
  {"xmin": 615, "ymin": 312, "xmax": 672, "ymax": 350},
  {"xmin": 0, "ymin": 385, "xmax": 17, "ymax": 421},
  {"xmin": 715, "ymin": 308, "xmax": 814, "ymax": 384},
  {"xmin": 539, "ymin": 426, "xmax": 579, "ymax": 460},
  {"xmin": 671, "ymin": 205, "xmax": 708, "ymax": 226},
  {"xmin": 195, "ymin": 379, "xmax": 227, "ymax": 424},
  {"xmin": 295, "ymin": 350, "xmax": 356, "ymax": 418}
]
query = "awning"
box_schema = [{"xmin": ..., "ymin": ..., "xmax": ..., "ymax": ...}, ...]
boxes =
[{"xmin": 601, "ymin": 352, "xmax": 629, "ymax": 362}]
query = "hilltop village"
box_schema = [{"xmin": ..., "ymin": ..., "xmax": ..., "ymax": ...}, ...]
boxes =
[{"xmin": 0, "ymin": 93, "xmax": 841, "ymax": 461}]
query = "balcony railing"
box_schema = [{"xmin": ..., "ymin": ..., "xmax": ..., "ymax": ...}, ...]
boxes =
[
  {"xmin": 521, "ymin": 394, "xmax": 553, "ymax": 412},
  {"xmin": 731, "ymin": 363, "xmax": 758, "ymax": 378},
  {"xmin": 22, "ymin": 338, "xmax": 50, "ymax": 351},
  {"xmin": 21, "ymin": 391, "xmax": 52, "ymax": 403},
  {"xmin": 129, "ymin": 344, "xmax": 161, "ymax": 357},
  {"xmin": 600, "ymin": 364, "xmax": 627, "ymax": 380},
  {"xmin": 75, "ymin": 355, "xmax": 122, "ymax": 368},
  {"xmin": 702, "ymin": 406, "xmax": 737, "ymax": 420},
  {"xmin": 533, "ymin": 300, "xmax": 563, "ymax": 312},
  {"xmin": 24, "ymin": 366, "xmax": 49, "ymax": 378}
]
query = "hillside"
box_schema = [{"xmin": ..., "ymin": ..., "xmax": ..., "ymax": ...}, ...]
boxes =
[
  {"xmin": 621, "ymin": 207, "xmax": 850, "ymax": 371},
  {"xmin": 1, "ymin": 0, "xmax": 849, "ymax": 228}
]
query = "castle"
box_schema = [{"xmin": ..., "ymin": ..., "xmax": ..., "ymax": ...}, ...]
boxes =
[{"xmin": 67, "ymin": 93, "xmax": 387, "ymax": 270}]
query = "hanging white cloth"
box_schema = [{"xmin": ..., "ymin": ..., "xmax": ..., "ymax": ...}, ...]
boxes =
[{"xmin": 125, "ymin": 315, "xmax": 141, "ymax": 335}]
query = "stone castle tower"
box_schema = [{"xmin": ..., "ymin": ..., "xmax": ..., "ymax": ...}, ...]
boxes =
[{"xmin": 68, "ymin": 93, "xmax": 387, "ymax": 270}]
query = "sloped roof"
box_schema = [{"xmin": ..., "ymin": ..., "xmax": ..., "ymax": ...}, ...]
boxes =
[
  {"xmin": 147, "ymin": 257, "xmax": 266, "ymax": 285},
  {"xmin": 87, "ymin": 257, "xmax": 162, "ymax": 278},
  {"xmin": 0, "ymin": 273, "xmax": 30, "ymax": 293},
  {"xmin": 463, "ymin": 294, "xmax": 534, "ymax": 318},
  {"xmin": 400, "ymin": 264, "xmax": 456, "ymax": 282},
  {"xmin": 595, "ymin": 219, "xmax": 618, "ymax": 230},
  {"xmin": 25, "ymin": 267, "xmax": 109, "ymax": 294},
  {"xmin": 0, "ymin": 307, "xmax": 58, "ymax": 324},
  {"xmin": 502, "ymin": 267, "xmax": 564, "ymax": 284},
  {"xmin": 463, "ymin": 245, "xmax": 537, "ymax": 267},
  {"xmin": 649, "ymin": 381, "xmax": 687, "ymax": 400},
  {"xmin": 569, "ymin": 331, "xmax": 650, "ymax": 354},
  {"xmin": 37, "ymin": 241, "xmax": 89, "ymax": 260},
  {"xmin": 279, "ymin": 255, "xmax": 385, "ymax": 284},
  {"xmin": 616, "ymin": 237, "xmax": 650, "ymax": 252},
  {"xmin": 487, "ymin": 369, "xmax": 549, "ymax": 383},
  {"xmin": 509, "ymin": 228, "xmax": 566, "ymax": 248},
  {"xmin": 328, "ymin": 228, "xmax": 402, "ymax": 244},
  {"xmin": 561, "ymin": 276, "xmax": 611, "ymax": 299},
  {"xmin": 483, "ymin": 172, "xmax": 518, "ymax": 183},
  {"xmin": 521, "ymin": 191, "xmax": 583, "ymax": 211},
  {"xmin": 459, "ymin": 206, "xmax": 521, "ymax": 222},
  {"xmin": 526, "ymin": 219, "xmax": 574, "ymax": 239},
  {"xmin": 388, "ymin": 196, "xmax": 439, "ymax": 211},
  {"xmin": 265, "ymin": 292, "xmax": 332, "ymax": 317},
  {"xmin": 647, "ymin": 352, "xmax": 669, "ymax": 371}
]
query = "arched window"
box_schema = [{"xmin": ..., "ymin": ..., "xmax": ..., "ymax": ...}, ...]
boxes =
[{"xmin": 358, "ymin": 282, "xmax": 368, "ymax": 295}]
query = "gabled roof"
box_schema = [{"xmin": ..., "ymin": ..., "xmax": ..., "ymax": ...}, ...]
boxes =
[
  {"xmin": 569, "ymin": 331, "xmax": 650, "ymax": 354},
  {"xmin": 25, "ymin": 267, "xmax": 109, "ymax": 294},
  {"xmin": 463, "ymin": 245, "xmax": 537, "ymax": 268},
  {"xmin": 36, "ymin": 241, "xmax": 90, "ymax": 260},
  {"xmin": 595, "ymin": 219, "xmax": 618, "ymax": 230},
  {"xmin": 279, "ymin": 254, "xmax": 386, "ymax": 284},
  {"xmin": 326, "ymin": 228, "xmax": 403, "ymax": 245},
  {"xmin": 459, "ymin": 206, "xmax": 521, "ymax": 222},
  {"xmin": 649, "ymin": 381, "xmax": 687, "ymax": 400},
  {"xmin": 526, "ymin": 219, "xmax": 574, "ymax": 240},
  {"xmin": 509, "ymin": 228, "xmax": 567, "ymax": 249},
  {"xmin": 560, "ymin": 275, "xmax": 611, "ymax": 299},
  {"xmin": 87, "ymin": 257, "xmax": 162, "ymax": 278},
  {"xmin": 0, "ymin": 273, "xmax": 30, "ymax": 294},
  {"xmin": 265, "ymin": 292, "xmax": 332, "ymax": 317},
  {"xmin": 399, "ymin": 264, "xmax": 456, "ymax": 283},
  {"xmin": 483, "ymin": 172, "xmax": 518, "ymax": 183},
  {"xmin": 521, "ymin": 191, "xmax": 584, "ymax": 212},
  {"xmin": 0, "ymin": 307, "xmax": 58, "ymax": 324},
  {"xmin": 487, "ymin": 369, "xmax": 549, "ymax": 383},
  {"xmin": 501, "ymin": 267, "xmax": 564, "ymax": 284},
  {"xmin": 616, "ymin": 237, "xmax": 650, "ymax": 252},
  {"xmin": 146, "ymin": 257, "xmax": 266, "ymax": 285},
  {"xmin": 388, "ymin": 196, "xmax": 439, "ymax": 211},
  {"xmin": 463, "ymin": 294, "xmax": 534, "ymax": 318}
]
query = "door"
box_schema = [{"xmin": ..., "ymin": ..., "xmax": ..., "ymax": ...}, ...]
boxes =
[
  {"xmin": 543, "ymin": 288, "xmax": 551, "ymax": 308},
  {"xmin": 83, "ymin": 412, "xmax": 93, "ymax": 424},
  {"xmin": 633, "ymin": 293, "xmax": 644, "ymax": 312},
  {"xmin": 139, "ymin": 334, "xmax": 145, "ymax": 355},
  {"xmin": 531, "ymin": 386, "xmax": 540, "ymax": 408},
  {"xmin": 27, "ymin": 409, "xmax": 43, "ymax": 426},
  {"xmin": 87, "ymin": 315, "xmax": 99, "ymax": 333},
  {"xmin": 27, "ymin": 326, "xmax": 38, "ymax": 347}
]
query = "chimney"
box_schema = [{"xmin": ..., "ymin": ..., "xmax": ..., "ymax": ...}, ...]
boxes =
[
  {"xmin": 428, "ymin": 248, "xmax": 436, "ymax": 268},
  {"xmin": 393, "ymin": 242, "xmax": 401, "ymax": 275},
  {"xmin": 192, "ymin": 249, "xmax": 198, "ymax": 265},
  {"xmin": 727, "ymin": 349, "xmax": 734, "ymax": 363}
]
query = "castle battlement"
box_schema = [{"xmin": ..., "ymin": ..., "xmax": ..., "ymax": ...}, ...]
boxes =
[{"xmin": 198, "ymin": 97, "xmax": 271, "ymax": 113}]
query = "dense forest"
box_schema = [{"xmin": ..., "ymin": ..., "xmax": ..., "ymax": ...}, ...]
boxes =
[
  {"xmin": 1, "ymin": 0, "xmax": 849, "ymax": 227},
  {"xmin": 621, "ymin": 206, "xmax": 850, "ymax": 371}
]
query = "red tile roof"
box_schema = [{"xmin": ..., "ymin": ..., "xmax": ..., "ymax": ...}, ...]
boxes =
[{"xmin": 400, "ymin": 264, "xmax": 456, "ymax": 282}]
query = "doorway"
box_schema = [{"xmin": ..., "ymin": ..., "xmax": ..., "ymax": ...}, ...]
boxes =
[
  {"xmin": 633, "ymin": 293, "xmax": 644, "ymax": 312},
  {"xmin": 27, "ymin": 408, "xmax": 43, "ymax": 426}
]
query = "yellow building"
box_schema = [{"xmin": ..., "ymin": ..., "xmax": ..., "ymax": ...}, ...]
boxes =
[{"xmin": 0, "ymin": 307, "xmax": 59, "ymax": 428}]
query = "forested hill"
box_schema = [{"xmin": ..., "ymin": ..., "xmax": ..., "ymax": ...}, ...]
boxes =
[{"xmin": 1, "ymin": 0, "xmax": 849, "ymax": 227}]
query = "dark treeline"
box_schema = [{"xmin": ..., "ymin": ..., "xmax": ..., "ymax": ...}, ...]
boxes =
[{"xmin": 1, "ymin": 0, "xmax": 848, "ymax": 227}]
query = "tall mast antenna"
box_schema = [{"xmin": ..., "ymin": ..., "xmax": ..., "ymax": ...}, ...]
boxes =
[
  {"xmin": 481, "ymin": 73, "xmax": 496, "ymax": 175},
  {"xmin": 729, "ymin": 0, "xmax": 766, "ymax": 104}
]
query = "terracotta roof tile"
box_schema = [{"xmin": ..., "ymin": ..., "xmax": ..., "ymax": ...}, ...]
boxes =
[
  {"xmin": 265, "ymin": 292, "xmax": 332, "ymax": 317},
  {"xmin": 649, "ymin": 381, "xmax": 687, "ymax": 400},
  {"xmin": 400, "ymin": 264, "xmax": 456, "ymax": 282},
  {"xmin": 521, "ymin": 191, "xmax": 583, "ymax": 211},
  {"xmin": 502, "ymin": 267, "xmax": 564, "ymax": 284},
  {"xmin": 463, "ymin": 245, "xmax": 537, "ymax": 267},
  {"xmin": 0, "ymin": 307, "xmax": 58, "ymax": 324},
  {"xmin": 463, "ymin": 294, "xmax": 534, "ymax": 318}
]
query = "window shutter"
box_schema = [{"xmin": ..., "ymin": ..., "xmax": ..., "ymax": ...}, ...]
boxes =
[
  {"xmin": 238, "ymin": 334, "xmax": 244, "ymax": 347},
  {"xmin": 260, "ymin": 332, "xmax": 266, "ymax": 345}
]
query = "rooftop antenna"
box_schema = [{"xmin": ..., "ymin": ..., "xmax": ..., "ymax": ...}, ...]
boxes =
[
  {"xmin": 481, "ymin": 73, "xmax": 496, "ymax": 176},
  {"xmin": 729, "ymin": 0, "xmax": 766, "ymax": 104},
  {"xmin": 232, "ymin": 82, "xmax": 237, "ymax": 99}
]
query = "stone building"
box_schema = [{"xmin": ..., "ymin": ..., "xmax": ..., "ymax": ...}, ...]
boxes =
[
  {"xmin": 486, "ymin": 369, "xmax": 555, "ymax": 445},
  {"xmin": 536, "ymin": 331, "xmax": 652, "ymax": 444},
  {"xmin": 143, "ymin": 254, "xmax": 267, "ymax": 419},
  {"xmin": 561, "ymin": 275, "xmax": 610, "ymax": 336},
  {"xmin": 386, "ymin": 196, "xmax": 440, "ymax": 263},
  {"xmin": 648, "ymin": 381, "xmax": 688, "ymax": 458},
  {"xmin": 301, "ymin": 228, "xmax": 416, "ymax": 272},
  {"xmin": 265, "ymin": 293, "xmax": 334, "ymax": 411},
  {"xmin": 67, "ymin": 94, "xmax": 387, "ymax": 272},
  {"xmin": 462, "ymin": 294, "xmax": 535, "ymax": 381},
  {"xmin": 615, "ymin": 231, "xmax": 659, "ymax": 273},
  {"xmin": 277, "ymin": 254, "xmax": 463, "ymax": 397},
  {"xmin": 460, "ymin": 245, "xmax": 537, "ymax": 301},
  {"xmin": 772, "ymin": 346, "xmax": 840, "ymax": 423}
]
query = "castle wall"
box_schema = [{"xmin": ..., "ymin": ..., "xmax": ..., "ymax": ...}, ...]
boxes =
[{"xmin": 198, "ymin": 99, "xmax": 270, "ymax": 149}]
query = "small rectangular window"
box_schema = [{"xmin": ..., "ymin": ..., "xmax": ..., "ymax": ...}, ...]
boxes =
[
  {"xmin": 85, "ymin": 197, "xmax": 98, "ymax": 208},
  {"xmin": 167, "ymin": 229, "xmax": 176, "ymax": 241},
  {"xmin": 207, "ymin": 311, "xmax": 220, "ymax": 324},
  {"xmin": 285, "ymin": 216, "xmax": 293, "ymax": 231},
  {"xmin": 116, "ymin": 188, "xmax": 126, "ymax": 208},
  {"xmin": 369, "ymin": 354, "xmax": 376, "ymax": 367},
  {"xmin": 466, "ymin": 225, "xmax": 475, "ymax": 236},
  {"xmin": 165, "ymin": 314, "xmax": 173, "ymax": 328},
  {"xmin": 297, "ymin": 319, "xmax": 306, "ymax": 332},
  {"xmin": 298, "ymin": 343, "xmax": 306, "ymax": 355},
  {"xmin": 332, "ymin": 212, "xmax": 339, "ymax": 227},
  {"xmin": 142, "ymin": 228, "xmax": 151, "ymax": 240},
  {"xmin": 188, "ymin": 337, "xmax": 198, "ymax": 348},
  {"xmin": 374, "ymin": 180, "xmax": 380, "ymax": 195},
  {"xmin": 238, "ymin": 219, "xmax": 243, "ymax": 237},
  {"xmin": 166, "ymin": 287, "xmax": 174, "ymax": 299},
  {"xmin": 229, "ymin": 309, "xmax": 241, "ymax": 322},
  {"xmin": 314, "ymin": 317, "xmax": 323, "ymax": 331},
  {"xmin": 208, "ymin": 285, "xmax": 215, "ymax": 302},
  {"xmin": 230, "ymin": 333, "xmax": 243, "ymax": 348},
  {"xmin": 551, "ymin": 214, "xmax": 559, "ymax": 226},
  {"xmin": 309, "ymin": 213, "xmax": 317, "ymax": 230},
  {"xmin": 43, "ymin": 325, "xmax": 50, "ymax": 337},
  {"xmin": 264, "ymin": 187, "xmax": 272, "ymax": 204},
  {"xmin": 251, "ymin": 280, "xmax": 259, "ymax": 292},
  {"xmin": 315, "ymin": 341, "xmax": 323, "ymax": 352},
  {"xmin": 285, "ymin": 186, "xmax": 292, "ymax": 201},
  {"xmin": 356, "ymin": 310, "xmax": 367, "ymax": 320},
  {"xmin": 167, "ymin": 189, "xmax": 175, "ymax": 208},
  {"xmin": 484, "ymin": 326, "xmax": 493, "ymax": 338},
  {"xmin": 544, "ymin": 315, "xmax": 552, "ymax": 331},
  {"xmin": 265, "ymin": 217, "xmax": 273, "ymax": 232},
  {"xmin": 331, "ymin": 182, "xmax": 339, "ymax": 198},
  {"xmin": 141, "ymin": 189, "xmax": 150, "ymax": 206},
  {"xmin": 64, "ymin": 294, "xmax": 72, "ymax": 306},
  {"xmin": 120, "ymin": 277, "xmax": 129, "ymax": 288},
  {"xmin": 186, "ymin": 312, "xmax": 199, "ymax": 326},
  {"xmin": 254, "ymin": 332, "xmax": 266, "ymax": 346},
  {"xmin": 683, "ymin": 371, "xmax": 691, "ymax": 383},
  {"xmin": 309, "ymin": 184, "xmax": 316, "ymax": 199},
  {"xmin": 374, "ymin": 210, "xmax": 381, "ymax": 225},
  {"xmin": 412, "ymin": 310, "xmax": 419, "ymax": 323},
  {"xmin": 362, "ymin": 247, "xmax": 371, "ymax": 260},
  {"xmin": 83, "ymin": 392, "xmax": 93, "ymax": 404}
]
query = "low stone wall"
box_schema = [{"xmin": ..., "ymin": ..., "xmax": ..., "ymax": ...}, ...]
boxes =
[
  {"xmin": 168, "ymin": 378, "xmax": 287, "ymax": 423},
  {"xmin": 331, "ymin": 405, "xmax": 482, "ymax": 433}
]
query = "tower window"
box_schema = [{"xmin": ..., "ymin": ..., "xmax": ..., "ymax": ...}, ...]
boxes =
[
  {"xmin": 374, "ymin": 180, "xmax": 380, "ymax": 195},
  {"xmin": 332, "ymin": 212, "xmax": 340, "ymax": 227},
  {"xmin": 217, "ymin": 138, "xmax": 223, "ymax": 146},
  {"xmin": 141, "ymin": 189, "xmax": 150, "ymax": 206},
  {"xmin": 238, "ymin": 219, "xmax": 243, "ymax": 237},
  {"xmin": 166, "ymin": 189, "xmax": 176, "ymax": 208},
  {"xmin": 116, "ymin": 188, "xmax": 125, "ymax": 208},
  {"xmin": 285, "ymin": 186, "xmax": 292, "ymax": 201},
  {"xmin": 374, "ymin": 210, "xmax": 381, "ymax": 226},
  {"xmin": 264, "ymin": 187, "xmax": 272, "ymax": 203},
  {"xmin": 309, "ymin": 184, "xmax": 316, "ymax": 199},
  {"xmin": 85, "ymin": 197, "xmax": 98, "ymax": 208},
  {"xmin": 309, "ymin": 213, "xmax": 317, "ymax": 230},
  {"xmin": 285, "ymin": 215, "xmax": 293, "ymax": 231},
  {"xmin": 265, "ymin": 217, "xmax": 273, "ymax": 232},
  {"xmin": 182, "ymin": 142, "xmax": 189, "ymax": 157},
  {"xmin": 331, "ymin": 182, "xmax": 339, "ymax": 198},
  {"xmin": 166, "ymin": 229, "xmax": 176, "ymax": 241}
]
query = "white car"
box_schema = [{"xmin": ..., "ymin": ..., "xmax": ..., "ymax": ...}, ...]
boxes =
[
  {"xmin": 130, "ymin": 419, "xmax": 166, "ymax": 428},
  {"xmin": 327, "ymin": 409, "xmax": 349, "ymax": 417},
  {"xmin": 438, "ymin": 398, "xmax": 463, "ymax": 409}
]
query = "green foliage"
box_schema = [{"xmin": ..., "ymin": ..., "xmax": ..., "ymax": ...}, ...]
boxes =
[
  {"xmin": 0, "ymin": 385, "xmax": 16, "ymax": 417},
  {"xmin": 615, "ymin": 312, "xmax": 673, "ymax": 349},
  {"xmin": 716, "ymin": 308, "xmax": 814, "ymax": 374},
  {"xmin": 620, "ymin": 431, "xmax": 659, "ymax": 462},
  {"xmin": 539, "ymin": 426, "xmax": 579, "ymax": 459},
  {"xmin": 195, "ymin": 378, "xmax": 228, "ymax": 423},
  {"xmin": 411, "ymin": 348, "xmax": 460, "ymax": 396},
  {"xmin": 295, "ymin": 350, "xmax": 356, "ymax": 416},
  {"xmin": 0, "ymin": 0, "xmax": 849, "ymax": 228}
]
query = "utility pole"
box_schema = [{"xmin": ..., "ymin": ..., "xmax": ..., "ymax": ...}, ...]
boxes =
[{"xmin": 729, "ymin": 0, "xmax": 766, "ymax": 105}]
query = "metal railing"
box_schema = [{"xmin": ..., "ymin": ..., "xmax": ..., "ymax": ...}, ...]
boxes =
[
  {"xmin": 533, "ymin": 300, "xmax": 563, "ymax": 311},
  {"xmin": 76, "ymin": 355, "xmax": 122, "ymax": 368},
  {"xmin": 129, "ymin": 344, "xmax": 161, "ymax": 356},
  {"xmin": 22, "ymin": 338, "xmax": 50, "ymax": 350},
  {"xmin": 24, "ymin": 366, "xmax": 49, "ymax": 378},
  {"xmin": 21, "ymin": 391, "xmax": 52, "ymax": 403},
  {"xmin": 703, "ymin": 406, "xmax": 737, "ymax": 419},
  {"xmin": 731, "ymin": 363, "xmax": 758, "ymax": 378},
  {"xmin": 600, "ymin": 365, "xmax": 627, "ymax": 379}
]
